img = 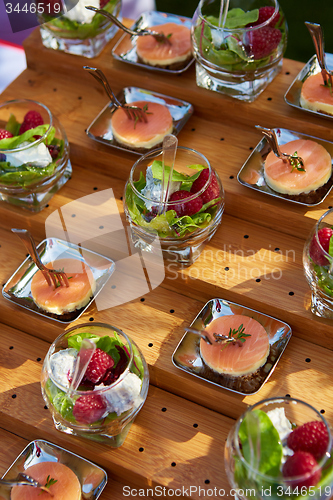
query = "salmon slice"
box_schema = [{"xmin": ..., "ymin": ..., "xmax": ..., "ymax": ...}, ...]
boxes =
[
  {"xmin": 11, "ymin": 462, "xmax": 81, "ymax": 500},
  {"xmin": 111, "ymin": 100, "xmax": 173, "ymax": 149},
  {"xmin": 229, "ymin": 305, "xmax": 284, "ymax": 339},
  {"xmin": 30, "ymin": 258, "xmax": 96, "ymax": 315},
  {"xmin": 136, "ymin": 22, "xmax": 192, "ymax": 66},
  {"xmin": 300, "ymin": 72, "xmax": 333, "ymax": 115},
  {"xmin": 264, "ymin": 139, "xmax": 332, "ymax": 195},
  {"xmin": 200, "ymin": 315, "xmax": 270, "ymax": 376}
]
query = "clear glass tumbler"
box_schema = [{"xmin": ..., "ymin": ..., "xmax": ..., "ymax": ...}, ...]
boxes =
[
  {"xmin": 303, "ymin": 208, "xmax": 333, "ymax": 319},
  {"xmin": 0, "ymin": 99, "xmax": 71, "ymax": 212},
  {"xmin": 123, "ymin": 146, "xmax": 225, "ymax": 267},
  {"xmin": 225, "ymin": 397, "xmax": 333, "ymax": 500},
  {"xmin": 41, "ymin": 323, "xmax": 149, "ymax": 447},
  {"xmin": 191, "ymin": 0, "xmax": 288, "ymax": 101},
  {"xmin": 37, "ymin": 0, "xmax": 121, "ymax": 58}
]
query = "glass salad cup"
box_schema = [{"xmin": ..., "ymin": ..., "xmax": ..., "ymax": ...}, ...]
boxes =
[
  {"xmin": 303, "ymin": 208, "xmax": 333, "ymax": 319},
  {"xmin": 0, "ymin": 99, "xmax": 71, "ymax": 212},
  {"xmin": 123, "ymin": 146, "xmax": 225, "ymax": 267},
  {"xmin": 225, "ymin": 397, "xmax": 333, "ymax": 500},
  {"xmin": 191, "ymin": 0, "xmax": 287, "ymax": 101},
  {"xmin": 37, "ymin": 0, "xmax": 121, "ymax": 58},
  {"xmin": 41, "ymin": 323, "xmax": 149, "ymax": 447}
]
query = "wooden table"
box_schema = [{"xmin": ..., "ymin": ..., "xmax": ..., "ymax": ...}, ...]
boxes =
[{"xmin": 1, "ymin": 24, "xmax": 333, "ymax": 500}]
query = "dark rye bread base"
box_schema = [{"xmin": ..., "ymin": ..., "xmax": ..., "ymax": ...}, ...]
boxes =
[
  {"xmin": 136, "ymin": 53, "xmax": 192, "ymax": 71},
  {"xmin": 265, "ymin": 173, "xmax": 333, "ymax": 205}
]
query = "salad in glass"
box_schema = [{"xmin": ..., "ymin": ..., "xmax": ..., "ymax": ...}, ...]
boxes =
[
  {"xmin": 38, "ymin": 0, "xmax": 121, "ymax": 58},
  {"xmin": 123, "ymin": 146, "xmax": 224, "ymax": 265},
  {"xmin": 41, "ymin": 323, "xmax": 149, "ymax": 447},
  {"xmin": 225, "ymin": 397, "xmax": 333, "ymax": 500},
  {"xmin": 0, "ymin": 99, "xmax": 71, "ymax": 212}
]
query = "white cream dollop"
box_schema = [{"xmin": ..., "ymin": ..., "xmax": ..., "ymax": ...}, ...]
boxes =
[
  {"xmin": 141, "ymin": 165, "xmax": 181, "ymax": 210},
  {"xmin": 100, "ymin": 372, "xmax": 143, "ymax": 416},
  {"xmin": 5, "ymin": 141, "xmax": 52, "ymax": 168},
  {"xmin": 50, "ymin": 348, "xmax": 77, "ymax": 389},
  {"xmin": 63, "ymin": 0, "xmax": 100, "ymax": 24}
]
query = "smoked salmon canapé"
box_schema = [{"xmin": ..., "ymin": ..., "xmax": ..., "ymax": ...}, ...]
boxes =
[
  {"xmin": 11, "ymin": 461, "xmax": 81, "ymax": 500},
  {"xmin": 200, "ymin": 315, "xmax": 270, "ymax": 377},
  {"xmin": 264, "ymin": 139, "xmax": 332, "ymax": 196},
  {"xmin": 111, "ymin": 100, "xmax": 173, "ymax": 150},
  {"xmin": 300, "ymin": 72, "xmax": 333, "ymax": 116},
  {"xmin": 136, "ymin": 22, "xmax": 192, "ymax": 69},
  {"xmin": 30, "ymin": 258, "xmax": 96, "ymax": 315}
]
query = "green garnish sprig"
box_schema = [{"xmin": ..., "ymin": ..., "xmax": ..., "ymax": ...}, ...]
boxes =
[
  {"xmin": 133, "ymin": 104, "xmax": 153, "ymax": 129},
  {"xmin": 228, "ymin": 323, "xmax": 251, "ymax": 343},
  {"xmin": 289, "ymin": 151, "xmax": 305, "ymax": 172},
  {"xmin": 39, "ymin": 475, "xmax": 58, "ymax": 494},
  {"xmin": 322, "ymin": 77, "xmax": 333, "ymax": 97}
]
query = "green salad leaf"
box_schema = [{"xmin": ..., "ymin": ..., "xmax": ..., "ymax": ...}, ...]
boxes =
[
  {"xmin": 151, "ymin": 160, "xmax": 205, "ymax": 183},
  {"xmin": 329, "ymin": 234, "xmax": 333, "ymax": 258},
  {"xmin": 206, "ymin": 9, "xmax": 259, "ymax": 29},
  {"xmin": 0, "ymin": 125, "xmax": 54, "ymax": 149},
  {"xmin": 239, "ymin": 409, "xmax": 282, "ymax": 477},
  {"xmin": 5, "ymin": 113, "xmax": 20, "ymax": 136},
  {"xmin": 0, "ymin": 160, "xmax": 57, "ymax": 187},
  {"xmin": 67, "ymin": 332, "xmax": 127, "ymax": 367}
]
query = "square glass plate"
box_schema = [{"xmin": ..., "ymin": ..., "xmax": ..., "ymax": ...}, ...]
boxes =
[
  {"xmin": 284, "ymin": 53, "xmax": 333, "ymax": 120},
  {"xmin": 2, "ymin": 238, "xmax": 115, "ymax": 323},
  {"xmin": 237, "ymin": 127, "xmax": 333, "ymax": 206},
  {"xmin": 112, "ymin": 11, "xmax": 194, "ymax": 74},
  {"xmin": 0, "ymin": 439, "xmax": 107, "ymax": 500},
  {"xmin": 172, "ymin": 298, "xmax": 292, "ymax": 395},
  {"xmin": 86, "ymin": 86, "xmax": 193, "ymax": 155}
]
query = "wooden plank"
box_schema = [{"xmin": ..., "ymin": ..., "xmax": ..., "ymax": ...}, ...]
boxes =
[
  {"xmin": 0, "ymin": 324, "xmax": 235, "ymax": 499},
  {"xmin": 0, "ymin": 39, "xmax": 332, "ymax": 241},
  {"xmin": 0, "ymin": 428, "xmax": 144, "ymax": 499}
]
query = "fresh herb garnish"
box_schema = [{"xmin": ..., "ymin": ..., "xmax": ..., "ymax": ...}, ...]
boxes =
[
  {"xmin": 289, "ymin": 151, "xmax": 305, "ymax": 172},
  {"xmin": 133, "ymin": 104, "xmax": 153, "ymax": 129},
  {"xmin": 227, "ymin": 324, "xmax": 251, "ymax": 343},
  {"xmin": 322, "ymin": 77, "xmax": 333, "ymax": 97},
  {"xmin": 39, "ymin": 475, "xmax": 58, "ymax": 494}
]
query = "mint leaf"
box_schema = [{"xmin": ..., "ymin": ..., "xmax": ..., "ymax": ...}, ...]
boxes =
[{"xmin": 239, "ymin": 409, "xmax": 282, "ymax": 477}]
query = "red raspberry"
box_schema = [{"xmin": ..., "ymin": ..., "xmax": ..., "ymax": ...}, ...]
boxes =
[
  {"xmin": 282, "ymin": 451, "xmax": 321, "ymax": 488},
  {"xmin": 190, "ymin": 168, "xmax": 220, "ymax": 204},
  {"xmin": 245, "ymin": 27, "xmax": 282, "ymax": 60},
  {"xmin": 84, "ymin": 348, "xmax": 114, "ymax": 384},
  {"xmin": 19, "ymin": 110, "xmax": 44, "ymax": 134},
  {"xmin": 249, "ymin": 6, "xmax": 280, "ymax": 28},
  {"xmin": 0, "ymin": 129, "xmax": 14, "ymax": 140},
  {"xmin": 168, "ymin": 190, "xmax": 203, "ymax": 217},
  {"xmin": 287, "ymin": 421, "xmax": 329, "ymax": 461},
  {"xmin": 309, "ymin": 227, "xmax": 333, "ymax": 266},
  {"xmin": 73, "ymin": 393, "xmax": 107, "ymax": 424}
]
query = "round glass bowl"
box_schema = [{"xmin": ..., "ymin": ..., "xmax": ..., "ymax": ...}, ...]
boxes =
[
  {"xmin": 41, "ymin": 323, "xmax": 149, "ymax": 447},
  {"xmin": 225, "ymin": 397, "xmax": 333, "ymax": 500},
  {"xmin": 303, "ymin": 208, "xmax": 333, "ymax": 319},
  {"xmin": 0, "ymin": 99, "xmax": 71, "ymax": 212},
  {"xmin": 191, "ymin": 0, "xmax": 288, "ymax": 101},
  {"xmin": 37, "ymin": 0, "xmax": 121, "ymax": 58},
  {"xmin": 123, "ymin": 146, "xmax": 225, "ymax": 267}
]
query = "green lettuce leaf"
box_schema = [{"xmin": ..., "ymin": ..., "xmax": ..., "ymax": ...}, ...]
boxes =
[
  {"xmin": 0, "ymin": 161, "xmax": 57, "ymax": 187},
  {"xmin": 5, "ymin": 114, "xmax": 20, "ymax": 136},
  {"xmin": 151, "ymin": 160, "xmax": 206, "ymax": 183},
  {"xmin": 67, "ymin": 332, "xmax": 124, "ymax": 366},
  {"xmin": 224, "ymin": 8, "xmax": 259, "ymax": 29},
  {"xmin": 239, "ymin": 409, "xmax": 282, "ymax": 477},
  {"xmin": 0, "ymin": 125, "xmax": 55, "ymax": 149}
]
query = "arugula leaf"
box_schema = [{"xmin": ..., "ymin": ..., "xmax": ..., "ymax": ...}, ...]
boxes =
[{"xmin": 239, "ymin": 409, "xmax": 283, "ymax": 477}]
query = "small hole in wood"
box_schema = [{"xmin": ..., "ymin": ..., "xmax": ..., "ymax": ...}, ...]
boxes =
[
  {"xmin": 249, "ymin": 147, "xmax": 254, "ymax": 150},
  {"xmin": 139, "ymin": 447, "xmax": 144, "ymax": 452},
  {"xmin": 320, "ymin": 409, "xmax": 325, "ymax": 414},
  {"xmin": 256, "ymin": 278, "xmax": 261, "ymax": 282},
  {"xmin": 93, "ymin": 187, "xmax": 98, "ymax": 190},
  {"xmin": 329, "ymin": 206, "xmax": 333, "ymax": 209},
  {"xmin": 244, "ymin": 235, "xmax": 249, "ymax": 239},
  {"xmin": 161, "ymin": 407, "xmax": 167, "ymax": 412},
  {"xmin": 120, "ymin": 196, "xmax": 123, "ymax": 201},
  {"xmin": 9, "ymin": 346, "xmax": 13, "ymax": 350},
  {"xmin": 289, "ymin": 291, "xmax": 294, "ymax": 296},
  {"xmin": 267, "ymin": 97, "xmax": 272, "ymax": 101},
  {"xmin": 229, "ymin": 175, "xmax": 234, "ymax": 179},
  {"xmin": 111, "ymin": 285, "xmax": 116, "ymax": 289},
  {"xmin": 12, "ymin": 394, "xmax": 17, "ymax": 399},
  {"xmin": 170, "ymin": 309, "xmax": 175, "ymax": 313},
  {"xmin": 274, "ymin": 248, "xmax": 280, "ymax": 252},
  {"xmin": 171, "ymin": 462, "xmax": 176, "ymax": 467},
  {"xmin": 37, "ymin": 357, "xmax": 42, "ymax": 362},
  {"xmin": 285, "ymin": 71, "xmax": 290, "ymax": 75},
  {"xmin": 44, "ymin": 405, "xmax": 48, "ymax": 410},
  {"xmin": 205, "ymin": 480, "xmax": 210, "ymax": 485},
  {"xmin": 89, "ymin": 317, "xmax": 94, "ymax": 321},
  {"xmin": 71, "ymin": 214, "xmax": 76, "ymax": 218},
  {"xmin": 148, "ymin": 343, "xmax": 153, "ymax": 347},
  {"xmin": 225, "ymin": 267, "xmax": 229, "ymax": 271},
  {"xmin": 191, "ymin": 128, "xmax": 196, "ymax": 132},
  {"xmin": 141, "ymin": 298, "xmax": 145, "ymax": 302},
  {"xmin": 220, "ymin": 138, "xmax": 224, "ymax": 141},
  {"xmin": 78, "ymin": 96, "xmax": 82, "ymax": 100},
  {"xmin": 46, "ymin": 204, "xmax": 49, "ymax": 208},
  {"xmin": 193, "ymin": 423, "xmax": 198, "ymax": 428},
  {"xmin": 285, "ymin": 394, "xmax": 291, "ymax": 397},
  {"xmin": 305, "ymin": 358, "xmax": 311, "ymax": 363}
]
